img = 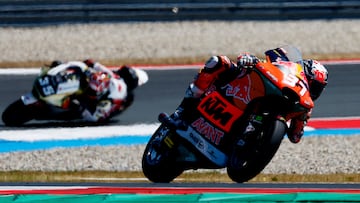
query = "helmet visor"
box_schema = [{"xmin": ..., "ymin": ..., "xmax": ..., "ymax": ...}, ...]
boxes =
[{"xmin": 309, "ymin": 79, "xmax": 326, "ymax": 100}]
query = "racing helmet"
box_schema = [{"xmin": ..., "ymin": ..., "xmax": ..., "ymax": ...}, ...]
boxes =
[
  {"xmin": 49, "ymin": 60, "xmax": 63, "ymax": 68},
  {"xmin": 117, "ymin": 66, "xmax": 139, "ymax": 92},
  {"xmin": 83, "ymin": 59, "xmax": 95, "ymax": 68},
  {"xmin": 88, "ymin": 71, "xmax": 111, "ymax": 96},
  {"xmin": 303, "ymin": 59, "xmax": 328, "ymax": 101}
]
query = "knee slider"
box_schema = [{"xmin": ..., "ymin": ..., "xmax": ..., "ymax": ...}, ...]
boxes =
[{"xmin": 185, "ymin": 83, "xmax": 204, "ymax": 98}]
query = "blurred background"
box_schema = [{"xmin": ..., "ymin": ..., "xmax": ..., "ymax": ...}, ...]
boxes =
[
  {"xmin": 1, "ymin": 0, "xmax": 360, "ymax": 25},
  {"xmin": 0, "ymin": 0, "xmax": 359, "ymax": 68},
  {"xmin": 0, "ymin": 0, "xmax": 359, "ymax": 175}
]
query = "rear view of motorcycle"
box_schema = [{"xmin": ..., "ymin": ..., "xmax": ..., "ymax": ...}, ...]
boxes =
[
  {"xmin": 142, "ymin": 46, "xmax": 314, "ymax": 183},
  {"xmin": 2, "ymin": 62, "xmax": 87, "ymax": 126}
]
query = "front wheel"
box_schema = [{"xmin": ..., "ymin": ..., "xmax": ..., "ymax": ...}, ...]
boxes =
[
  {"xmin": 142, "ymin": 124, "xmax": 183, "ymax": 183},
  {"xmin": 2, "ymin": 99, "xmax": 34, "ymax": 126},
  {"xmin": 227, "ymin": 119, "xmax": 286, "ymax": 183}
]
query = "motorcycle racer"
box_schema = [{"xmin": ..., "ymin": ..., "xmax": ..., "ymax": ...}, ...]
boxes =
[
  {"xmin": 171, "ymin": 45, "xmax": 328, "ymax": 144},
  {"xmin": 48, "ymin": 59, "xmax": 140, "ymax": 122}
]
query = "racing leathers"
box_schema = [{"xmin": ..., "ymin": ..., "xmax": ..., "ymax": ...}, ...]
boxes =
[
  {"xmin": 50, "ymin": 60, "xmax": 135, "ymax": 122},
  {"xmin": 172, "ymin": 55, "xmax": 245, "ymax": 121}
]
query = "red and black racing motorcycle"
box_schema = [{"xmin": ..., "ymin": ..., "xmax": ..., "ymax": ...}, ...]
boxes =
[{"xmin": 142, "ymin": 46, "xmax": 314, "ymax": 183}]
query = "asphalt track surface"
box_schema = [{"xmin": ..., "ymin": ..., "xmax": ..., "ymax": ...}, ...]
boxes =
[
  {"xmin": 1, "ymin": 63, "xmax": 360, "ymax": 128},
  {"xmin": 0, "ymin": 63, "xmax": 360, "ymax": 192}
]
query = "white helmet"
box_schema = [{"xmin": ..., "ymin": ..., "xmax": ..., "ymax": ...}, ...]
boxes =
[{"xmin": 303, "ymin": 59, "xmax": 328, "ymax": 100}]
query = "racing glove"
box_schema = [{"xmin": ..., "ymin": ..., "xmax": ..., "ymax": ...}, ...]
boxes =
[
  {"xmin": 237, "ymin": 53, "xmax": 259, "ymax": 69},
  {"xmin": 81, "ymin": 100, "xmax": 112, "ymax": 122}
]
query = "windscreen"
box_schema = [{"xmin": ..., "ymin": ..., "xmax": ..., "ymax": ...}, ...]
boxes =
[
  {"xmin": 265, "ymin": 45, "xmax": 304, "ymax": 67},
  {"xmin": 279, "ymin": 45, "xmax": 303, "ymax": 65}
]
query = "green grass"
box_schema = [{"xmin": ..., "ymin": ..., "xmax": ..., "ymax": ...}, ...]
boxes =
[{"xmin": 0, "ymin": 171, "xmax": 359, "ymax": 183}]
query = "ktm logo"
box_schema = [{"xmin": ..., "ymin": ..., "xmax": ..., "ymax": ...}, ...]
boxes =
[
  {"xmin": 200, "ymin": 95, "xmax": 232, "ymax": 125},
  {"xmin": 197, "ymin": 91, "xmax": 242, "ymax": 132}
]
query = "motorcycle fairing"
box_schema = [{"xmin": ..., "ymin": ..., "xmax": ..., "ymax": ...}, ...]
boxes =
[
  {"xmin": 176, "ymin": 126, "xmax": 228, "ymax": 167},
  {"xmin": 34, "ymin": 75, "xmax": 81, "ymax": 107},
  {"xmin": 224, "ymin": 71, "xmax": 266, "ymax": 111},
  {"xmin": 34, "ymin": 65, "xmax": 85, "ymax": 108},
  {"xmin": 191, "ymin": 59, "xmax": 313, "ymax": 159},
  {"xmin": 21, "ymin": 92, "xmax": 39, "ymax": 105},
  {"xmin": 256, "ymin": 61, "xmax": 314, "ymax": 109}
]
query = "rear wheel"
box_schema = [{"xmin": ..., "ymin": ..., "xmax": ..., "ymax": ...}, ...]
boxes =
[
  {"xmin": 2, "ymin": 99, "xmax": 34, "ymax": 126},
  {"xmin": 227, "ymin": 119, "xmax": 286, "ymax": 183},
  {"xmin": 142, "ymin": 124, "xmax": 184, "ymax": 183}
]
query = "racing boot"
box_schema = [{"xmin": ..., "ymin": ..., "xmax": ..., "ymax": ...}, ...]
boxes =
[
  {"xmin": 172, "ymin": 97, "xmax": 199, "ymax": 119},
  {"xmin": 160, "ymin": 83, "xmax": 202, "ymax": 129},
  {"xmin": 159, "ymin": 97, "xmax": 199, "ymax": 130},
  {"xmin": 171, "ymin": 83, "xmax": 203, "ymax": 120},
  {"xmin": 158, "ymin": 112, "xmax": 186, "ymax": 130},
  {"xmin": 178, "ymin": 95, "xmax": 203, "ymax": 121}
]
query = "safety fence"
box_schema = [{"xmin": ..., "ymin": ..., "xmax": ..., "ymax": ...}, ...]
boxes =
[{"xmin": 0, "ymin": 0, "xmax": 360, "ymax": 26}]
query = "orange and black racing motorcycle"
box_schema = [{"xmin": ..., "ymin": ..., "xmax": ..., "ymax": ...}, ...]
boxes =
[{"xmin": 142, "ymin": 46, "xmax": 314, "ymax": 183}]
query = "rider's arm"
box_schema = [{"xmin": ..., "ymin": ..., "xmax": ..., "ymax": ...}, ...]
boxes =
[
  {"xmin": 92, "ymin": 62, "xmax": 116, "ymax": 78},
  {"xmin": 81, "ymin": 77, "xmax": 128, "ymax": 122},
  {"xmin": 287, "ymin": 109, "xmax": 311, "ymax": 143},
  {"xmin": 189, "ymin": 56, "xmax": 235, "ymax": 98},
  {"xmin": 81, "ymin": 100, "xmax": 114, "ymax": 122}
]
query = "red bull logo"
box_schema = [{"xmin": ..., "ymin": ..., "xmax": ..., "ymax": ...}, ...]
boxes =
[
  {"xmin": 225, "ymin": 74, "xmax": 252, "ymax": 104},
  {"xmin": 224, "ymin": 71, "xmax": 265, "ymax": 110}
]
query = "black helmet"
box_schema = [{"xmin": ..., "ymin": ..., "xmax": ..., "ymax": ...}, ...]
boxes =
[
  {"xmin": 50, "ymin": 60, "xmax": 62, "ymax": 68},
  {"xmin": 118, "ymin": 66, "xmax": 139, "ymax": 92},
  {"xmin": 83, "ymin": 59, "xmax": 95, "ymax": 68}
]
